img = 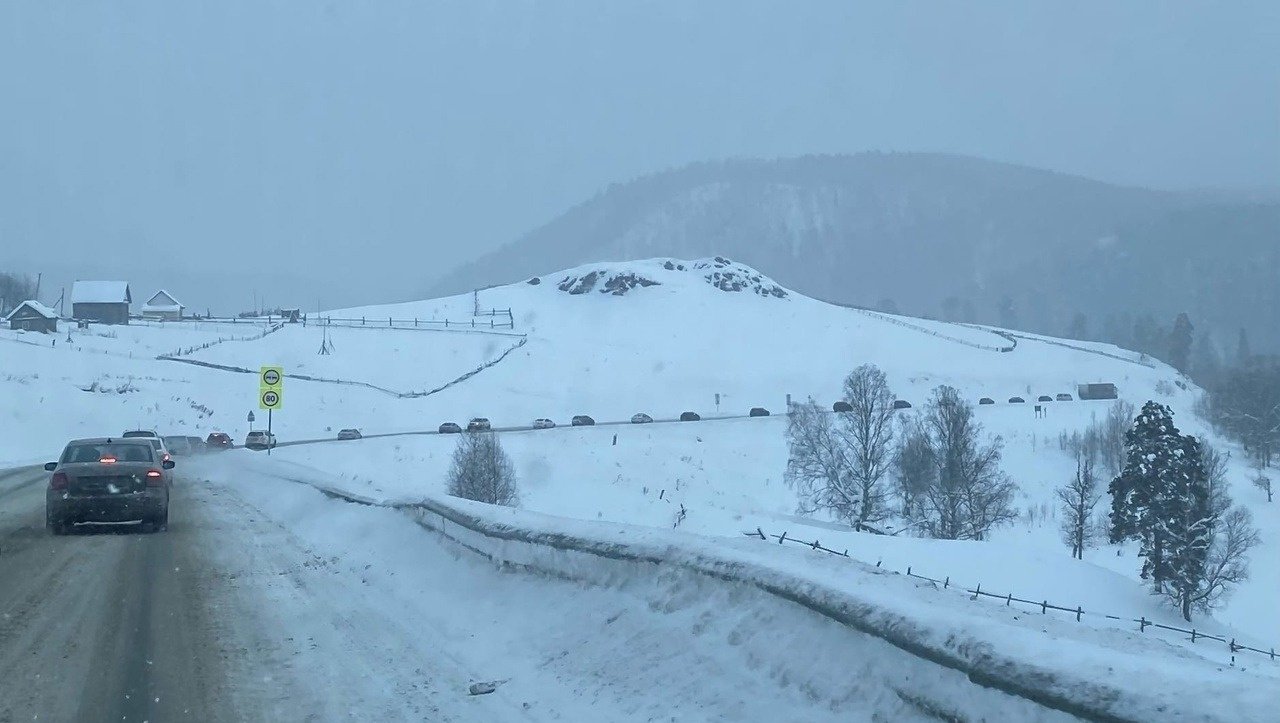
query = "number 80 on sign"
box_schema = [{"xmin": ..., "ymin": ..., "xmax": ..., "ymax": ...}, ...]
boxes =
[{"xmin": 260, "ymin": 389, "xmax": 282, "ymax": 410}]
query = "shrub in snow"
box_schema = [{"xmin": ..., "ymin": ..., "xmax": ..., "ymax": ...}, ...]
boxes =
[{"xmin": 447, "ymin": 431, "xmax": 519, "ymax": 507}]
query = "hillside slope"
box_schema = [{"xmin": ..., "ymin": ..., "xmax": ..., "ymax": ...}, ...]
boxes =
[{"xmin": 429, "ymin": 153, "xmax": 1280, "ymax": 350}]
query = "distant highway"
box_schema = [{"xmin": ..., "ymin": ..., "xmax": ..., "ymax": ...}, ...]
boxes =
[{"xmin": 274, "ymin": 411, "xmax": 774, "ymax": 450}]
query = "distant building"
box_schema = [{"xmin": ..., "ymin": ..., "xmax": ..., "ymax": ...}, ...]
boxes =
[
  {"xmin": 142, "ymin": 289, "xmax": 185, "ymax": 321},
  {"xmin": 1077, "ymin": 383, "xmax": 1118, "ymax": 400},
  {"xmin": 71, "ymin": 281, "xmax": 131, "ymax": 324},
  {"xmin": 4, "ymin": 300, "xmax": 58, "ymax": 333}
]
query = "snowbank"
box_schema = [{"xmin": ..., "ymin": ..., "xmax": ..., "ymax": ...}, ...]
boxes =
[{"xmin": 273, "ymin": 465, "xmax": 1274, "ymax": 723}]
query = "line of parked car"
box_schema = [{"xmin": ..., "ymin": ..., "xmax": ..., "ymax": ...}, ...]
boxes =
[
  {"xmin": 829, "ymin": 392, "xmax": 1078, "ymax": 413},
  {"xmin": 433, "ymin": 407, "xmax": 776, "ymax": 435}
]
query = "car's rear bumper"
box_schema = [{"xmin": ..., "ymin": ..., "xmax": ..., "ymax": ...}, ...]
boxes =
[{"xmin": 47, "ymin": 490, "xmax": 167, "ymax": 523}]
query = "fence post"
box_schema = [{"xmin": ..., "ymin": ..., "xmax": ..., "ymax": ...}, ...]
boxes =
[
  {"xmin": 1191, "ymin": 629, "xmax": 1197, "ymax": 643},
  {"xmin": 1006, "ymin": 593, "xmax": 1012, "ymax": 606},
  {"xmin": 1139, "ymin": 617, "xmax": 1148, "ymax": 632},
  {"xmin": 755, "ymin": 527, "xmax": 765, "ymax": 540},
  {"xmin": 778, "ymin": 531, "xmax": 787, "ymax": 545},
  {"xmin": 943, "ymin": 576, "xmax": 949, "ymax": 589},
  {"xmin": 811, "ymin": 539, "xmax": 821, "ymax": 551},
  {"xmin": 361, "ymin": 316, "xmax": 365, "ymax": 325},
  {"xmin": 1076, "ymin": 606, "xmax": 1083, "ymax": 622},
  {"xmin": 389, "ymin": 317, "xmax": 392, "ymax": 327},
  {"xmin": 906, "ymin": 566, "xmax": 912, "ymax": 576},
  {"xmin": 1041, "ymin": 600, "xmax": 1048, "ymax": 614}
]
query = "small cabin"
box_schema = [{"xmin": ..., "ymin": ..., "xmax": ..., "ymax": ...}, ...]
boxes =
[
  {"xmin": 71, "ymin": 280, "xmax": 131, "ymax": 325},
  {"xmin": 142, "ymin": 289, "xmax": 185, "ymax": 321},
  {"xmin": 4, "ymin": 300, "xmax": 57, "ymax": 333}
]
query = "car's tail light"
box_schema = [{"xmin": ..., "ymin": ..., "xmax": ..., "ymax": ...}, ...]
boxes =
[
  {"xmin": 145, "ymin": 469, "xmax": 165, "ymax": 487},
  {"xmin": 49, "ymin": 472, "xmax": 69, "ymax": 490},
  {"xmin": 99, "ymin": 456, "xmax": 117, "ymax": 464}
]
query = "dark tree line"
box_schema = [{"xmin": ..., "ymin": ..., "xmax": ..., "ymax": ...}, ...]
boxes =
[
  {"xmin": 0, "ymin": 272, "xmax": 37, "ymax": 314},
  {"xmin": 1204, "ymin": 355, "xmax": 1280, "ymax": 470}
]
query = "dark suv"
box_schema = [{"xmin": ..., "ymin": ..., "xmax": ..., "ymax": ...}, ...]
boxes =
[
  {"xmin": 45, "ymin": 438, "xmax": 173, "ymax": 534},
  {"xmin": 206, "ymin": 432, "xmax": 233, "ymax": 450}
]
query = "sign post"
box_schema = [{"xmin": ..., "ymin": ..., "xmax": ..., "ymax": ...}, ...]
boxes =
[{"xmin": 259, "ymin": 366, "xmax": 284, "ymax": 455}]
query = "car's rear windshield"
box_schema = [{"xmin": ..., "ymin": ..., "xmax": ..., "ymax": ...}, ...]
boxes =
[
  {"xmin": 121, "ymin": 431, "xmax": 156, "ymax": 438},
  {"xmin": 61, "ymin": 442, "xmax": 154, "ymax": 464}
]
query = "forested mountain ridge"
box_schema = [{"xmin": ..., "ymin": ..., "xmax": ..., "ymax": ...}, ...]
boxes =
[{"xmin": 430, "ymin": 153, "xmax": 1280, "ymax": 355}]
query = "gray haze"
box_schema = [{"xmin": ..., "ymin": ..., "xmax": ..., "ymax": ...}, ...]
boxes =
[{"xmin": 1, "ymin": 1, "xmax": 1276, "ymax": 312}]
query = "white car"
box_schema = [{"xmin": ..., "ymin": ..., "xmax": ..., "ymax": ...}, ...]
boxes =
[
  {"xmin": 532, "ymin": 418, "xmax": 556, "ymax": 430},
  {"xmin": 630, "ymin": 413, "xmax": 653, "ymax": 424},
  {"xmin": 244, "ymin": 431, "xmax": 277, "ymax": 450}
]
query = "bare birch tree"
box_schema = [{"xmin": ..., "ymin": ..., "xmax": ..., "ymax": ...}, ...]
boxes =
[
  {"xmin": 1056, "ymin": 453, "xmax": 1102, "ymax": 559},
  {"xmin": 785, "ymin": 364, "xmax": 898, "ymax": 529}
]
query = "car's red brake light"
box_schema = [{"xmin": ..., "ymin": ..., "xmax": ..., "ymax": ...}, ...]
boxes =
[
  {"xmin": 50, "ymin": 472, "xmax": 69, "ymax": 490},
  {"xmin": 145, "ymin": 469, "xmax": 165, "ymax": 486},
  {"xmin": 99, "ymin": 456, "xmax": 117, "ymax": 464}
]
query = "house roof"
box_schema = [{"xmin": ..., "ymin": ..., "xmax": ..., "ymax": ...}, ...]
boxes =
[
  {"xmin": 4, "ymin": 300, "xmax": 58, "ymax": 321},
  {"xmin": 143, "ymin": 289, "xmax": 184, "ymax": 311},
  {"xmin": 71, "ymin": 280, "xmax": 131, "ymax": 305}
]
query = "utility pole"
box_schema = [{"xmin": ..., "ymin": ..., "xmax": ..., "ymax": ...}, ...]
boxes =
[{"xmin": 34, "ymin": 272, "xmax": 42, "ymax": 300}]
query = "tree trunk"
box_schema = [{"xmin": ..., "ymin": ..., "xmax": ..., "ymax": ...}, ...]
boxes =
[{"xmin": 1181, "ymin": 595, "xmax": 1192, "ymax": 622}]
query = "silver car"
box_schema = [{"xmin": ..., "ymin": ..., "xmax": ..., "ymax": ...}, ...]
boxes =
[
  {"xmin": 631, "ymin": 413, "xmax": 653, "ymax": 424},
  {"xmin": 45, "ymin": 438, "xmax": 173, "ymax": 534},
  {"xmin": 532, "ymin": 418, "xmax": 556, "ymax": 430}
]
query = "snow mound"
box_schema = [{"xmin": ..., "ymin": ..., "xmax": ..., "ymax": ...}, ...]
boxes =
[{"xmin": 532, "ymin": 257, "xmax": 788, "ymax": 299}]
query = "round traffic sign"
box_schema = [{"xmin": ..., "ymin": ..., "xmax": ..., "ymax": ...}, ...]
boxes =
[
  {"xmin": 262, "ymin": 369, "xmax": 281, "ymax": 386},
  {"xmin": 261, "ymin": 390, "xmax": 280, "ymax": 408}
]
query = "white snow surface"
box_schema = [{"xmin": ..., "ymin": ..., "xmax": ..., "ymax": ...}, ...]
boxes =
[
  {"xmin": 199, "ymin": 451, "xmax": 1276, "ymax": 722},
  {"xmin": 3, "ymin": 256, "xmax": 1277, "ymax": 705}
]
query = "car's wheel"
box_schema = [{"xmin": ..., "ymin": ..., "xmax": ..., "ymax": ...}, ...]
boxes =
[
  {"xmin": 148, "ymin": 507, "xmax": 169, "ymax": 533},
  {"xmin": 47, "ymin": 516, "xmax": 68, "ymax": 535}
]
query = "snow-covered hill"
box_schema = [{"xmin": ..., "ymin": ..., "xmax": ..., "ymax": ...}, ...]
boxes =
[{"xmin": 2, "ymin": 257, "xmax": 1275, "ymax": 670}]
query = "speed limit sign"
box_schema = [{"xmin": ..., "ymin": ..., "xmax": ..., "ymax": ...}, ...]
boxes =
[{"xmin": 260, "ymin": 388, "xmax": 282, "ymax": 410}]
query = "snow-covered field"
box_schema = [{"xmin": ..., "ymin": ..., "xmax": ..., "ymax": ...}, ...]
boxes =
[{"xmin": 3, "ymin": 256, "xmax": 1276, "ymax": 699}]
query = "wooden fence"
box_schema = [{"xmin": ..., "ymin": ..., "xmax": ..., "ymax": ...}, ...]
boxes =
[{"xmin": 744, "ymin": 527, "xmax": 1276, "ymax": 662}]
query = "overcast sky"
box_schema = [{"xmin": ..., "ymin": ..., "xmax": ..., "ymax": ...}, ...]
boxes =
[{"xmin": 1, "ymin": 1, "xmax": 1276, "ymax": 312}]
